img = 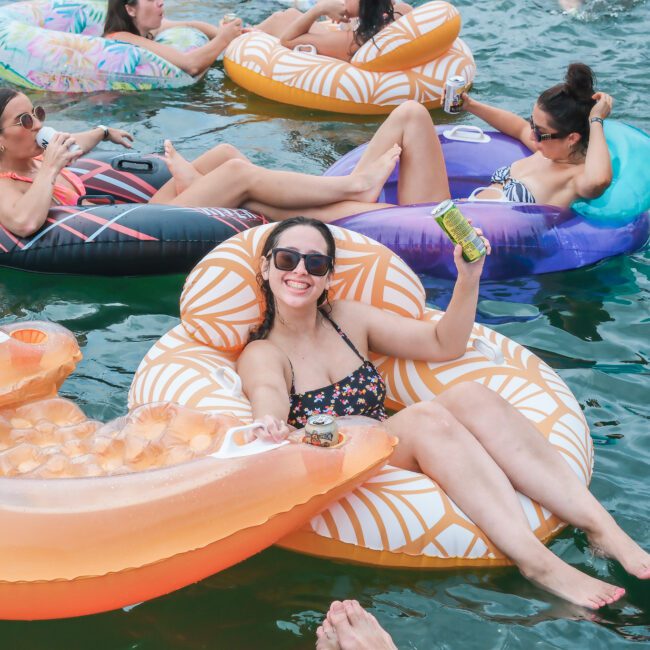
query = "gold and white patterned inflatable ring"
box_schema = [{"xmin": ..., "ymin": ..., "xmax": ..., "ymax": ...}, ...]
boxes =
[
  {"xmin": 223, "ymin": 2, "xmax": 475, "ymax": 114},
  {"xmin": 129, "ymin": 224, "xmax": 593, "ymax": 568}
]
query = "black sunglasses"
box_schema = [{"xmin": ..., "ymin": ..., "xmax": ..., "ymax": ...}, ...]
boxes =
[
  {"xmin": 269, "ymin": 247, "xmax": 333, "ymax": 276},
  {"xmin": 2, "ymin": 105, "xmax": 46, "ymax": 131},
  {"xmin": 528, "ymin": 116, "xmax": 564, "ymax": 143}
]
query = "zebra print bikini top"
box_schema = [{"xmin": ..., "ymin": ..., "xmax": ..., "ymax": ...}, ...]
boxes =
[{"xmin": 490, "ymin": 166, "xmax": 537, "ymax": 204}]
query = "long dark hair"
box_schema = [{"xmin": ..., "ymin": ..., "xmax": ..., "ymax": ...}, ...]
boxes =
[
  {"xmin": 537, "ymin": 63, "xmax": 597, "ymax": 155},
  {"xmin": 249, "ymin": 217, "xmax": 336, "ymax": 343},
  {"xmin": 354, "ymin": 0, "xmax": 395, "ymax": 48},
  {"xmin": 0, "ymin": 88, "xmax": 19, "ymax": 131},
  {"xmin": 104, "ymin": 0, "xmax": 140, "ymax": 36}
]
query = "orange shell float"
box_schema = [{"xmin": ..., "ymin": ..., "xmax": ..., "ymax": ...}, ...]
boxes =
[
  {"xmin": 129, "ymin": 224, "xmax": 594, "ymax": 569},
  {"xmin": 0, "ymin": 322, "xmax": 395, "ymax": 620},
  {"xmin": 224, "ymin": 1, "xmax": 475, "ymax": 114}
]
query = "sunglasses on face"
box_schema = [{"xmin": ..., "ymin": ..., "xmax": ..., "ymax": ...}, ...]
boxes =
[
  {"xmin": 528, "ymin": 116, "xmax": 564, "ymax": 142},
  {"xmin": 2, "ymin": 105, "xmax": 46, "ymax": 131},
  {"xmin": 269, "ymin": 247, "xmax": 333, "ymax": 276}
]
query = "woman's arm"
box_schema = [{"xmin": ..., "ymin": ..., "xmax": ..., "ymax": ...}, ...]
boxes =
[
  {"xmin": 359, "ymin": 239, "xmax": 490, "ymax": 362},
  {"xmin": 463, "ymin": 94, "xmax": 536, "ymax": 151},
  {"xmin": 72, "ymin": 127, "xmax": 133, "ymax": 154},
  {"xmin": 574, "ymin": 93, "xmax": 614, "ymax": 199},
  {"xmin": 110, "ymin": 19, "xmax": 242, "ymax": 76},
  {"xmin": 237, "ymin": 340, "xmax": 294, "ymax": 441},
  {"xmin": 157, "ymin": 17, "xmax": 220, "ymax": 39},
  {"xmin": 280, "ymin": 0, "xmax": 355, "ymax": 59},
  {"xmin": 0, "ymin": 133, "xmax": 81, "ymax": 237}
]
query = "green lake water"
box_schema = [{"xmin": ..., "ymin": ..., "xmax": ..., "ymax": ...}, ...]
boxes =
[{"xmin": 0, "ymin": 0, "xmax": 649, "ymax": 647}]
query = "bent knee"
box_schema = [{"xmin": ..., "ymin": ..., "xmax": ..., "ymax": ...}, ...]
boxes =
[
  {"xmin": 408, "ymin": 400, "xmax": 457, "ymax": 433},
  {"xmin": 394, "ymin": 100, "xmax": 432, "ymax": 123},
  {"xmin": 214, "ymin": 143, "xmax": 245, "ymax": 161}
]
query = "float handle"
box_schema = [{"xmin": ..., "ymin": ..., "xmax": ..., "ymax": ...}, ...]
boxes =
[
  {"xmin": 115, "ymin": 158, "xmax": 155, "ymax": 172},
  {"xmin": 213, "ymin": 366, "xmax": 243, "ymax": 397},
  {"xmin": 77, "ymin": 194, "xmax": 116, "ymax": 207},
  {"xmin": 211, "ymin": 423, "xmax": 290, "ymax": 459},
  {"xmin": 473, "ymin": 337, "xmax": 505, "ymax": 364},
  {"xmin": 443, "ymin": 125, "xmax": 490, "ymax": 143}
]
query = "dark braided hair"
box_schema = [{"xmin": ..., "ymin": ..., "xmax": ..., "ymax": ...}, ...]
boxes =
[
  {"xmin": 537, "ymin": 63, "xmax": 597, "ymax": 155},
  {"xmin": 0, "ymin": 88, "xmax": 19, "ymax": 132},
  {"xmin": 354, "ymin": 0, "xmax": 395, "ymax": 48},
  {"xmin": 104, "ymin": 0, "xmax": 141, "ymax": 36},
  {"xmin": 249, "ymin": 217, "xmax": 336, "ymax": 343}
]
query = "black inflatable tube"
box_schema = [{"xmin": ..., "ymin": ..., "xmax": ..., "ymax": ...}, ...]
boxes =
[{"xmin": 0, "ymin": 152, "xmax": 265, "ymax": 275}]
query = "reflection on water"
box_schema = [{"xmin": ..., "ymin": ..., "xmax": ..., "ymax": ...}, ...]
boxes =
[{"xmin": 0, "ymin": 0, "xmax": 649, "ymax": 646}]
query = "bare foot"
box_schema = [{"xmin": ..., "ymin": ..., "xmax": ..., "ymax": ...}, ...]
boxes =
[
  {"xmin": 521, "ymin": 552, "xmax": 626, "ymax": 609},
  {"xmin": 588, "ymin": 526, "xmax": 650, "ymax": 580},
  {"xmin": 325, "ymin": 600, "xmax": 396, "ymax": 650},
  {"xmin": 163, "ymin": 139, "xmax": 201, "ymax": 195},
  {"xmin": 350, "ymin": 144, "xmax": 401, "ymax": 203},
  {"xmin": 315, "ymin": 617, "xmax": 340, "ymax": 650}
]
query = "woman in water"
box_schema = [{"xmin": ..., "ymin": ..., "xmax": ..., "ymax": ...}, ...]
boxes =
[
  {"xmin": 159, "ymin": 62, "xmax": 614, "ymax": 225},
  {"xmin": 0, "ymin": 89, "xmax": 397, "ymax": 237},
  {"xmin": 256, "ymin": 0, "xmax": 412, "ymax": 60},
  {"xmin": 102, "ymin": 0, "xmax": 243, "ymax": 77},
  {"xmin": 237, "ymin": 216, "xmax": 650, "ymax": 609}
]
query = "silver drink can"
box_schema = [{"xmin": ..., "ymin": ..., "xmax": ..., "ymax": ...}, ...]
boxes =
[
  {"xmin": 303, "ymin": 414, "xmax": 340, "ymax": 447},
  {"xmin": 222, "ymin": 12, "xmax": 238, "ymax": 23},
  {"xmin": 443, "ymin": 75, "xmax": 466, "ymax": 114}
]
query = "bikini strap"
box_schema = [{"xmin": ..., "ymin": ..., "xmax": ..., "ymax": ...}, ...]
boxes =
[
  {"xmin": 0, "ymin": 170, "xmax": 33, "ymax": 182},
  {"xmin": 321, "ymin": 310, "xmax": 365, "ymax": 363}
]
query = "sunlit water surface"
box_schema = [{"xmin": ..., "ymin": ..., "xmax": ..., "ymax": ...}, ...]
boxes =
[{"xmin": 0, "ymin": 0, "xmax": 649, "ymax": 647}]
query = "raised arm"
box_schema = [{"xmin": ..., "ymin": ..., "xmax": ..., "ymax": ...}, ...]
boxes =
[
  {"xmin": 0, "ymin": 133, "xmax": 81, "ymax": 237},
  {"xmin": 237, "ymin": 340, "xmax": 294, "ymax": 441},
  {"xmin": 360, "ymin": 240, "xmax": 490, "ymax": 362},
  {"xmin": 279, "ymin": 0, "xmax": 355, "ymax": 59},
  {"xmin": 573, "ymin": 92, "xmax": 614, "ymax": 199},
  {"xmin": 111, "ymin": 19, "xmax": 242, "ymax": 76},
  {"xmin": 462, "ymin": 93, "xmax": 536, "ymax": 151}
]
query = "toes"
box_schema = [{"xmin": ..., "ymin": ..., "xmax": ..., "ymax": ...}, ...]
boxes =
[{"xmin": 343, "ymin": 600, "xmax": 366, "ymax": 625}]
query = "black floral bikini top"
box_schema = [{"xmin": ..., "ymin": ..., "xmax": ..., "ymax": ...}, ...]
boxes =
[{"xmin": 287, "ymin": 312, "xmax": 388, "ymax": 428}]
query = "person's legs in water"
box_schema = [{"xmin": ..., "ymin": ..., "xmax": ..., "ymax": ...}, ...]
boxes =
[
  {"xmin": 384, "ymin": 395, "xmax": 627, "ymax": 609},
  {"xmin": 244, "ymin": 100, "xmax": 451, "ymax": 222},
  {"xmin": 316, "ymin": 600, "xmax": 396, "ymax": 650},
  {"xmin": 149, "ymin": 141, "xmax": 401, "ymax": 209}
]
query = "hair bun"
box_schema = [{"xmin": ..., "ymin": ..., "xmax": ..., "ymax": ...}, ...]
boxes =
[{"xmin": 565, "ymin": 63, "xmax": 596, "ymax": 102}]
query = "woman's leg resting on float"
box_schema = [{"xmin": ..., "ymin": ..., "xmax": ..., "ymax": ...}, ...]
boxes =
[
  {"xmin": 156, "ymin": 145, "xmax": 400, "ymax": 209},
  {"xmin": 385, "ymin": 401, "xmax": 625, "ymax": 608},
  {"xmin": 256, "ymin": 8, "xmax": 330, "ymax": 36},
  {"xmin": 436, "ymin": 382, "xmax": 650, "ymax": 580},
  {"xmin": 150, "ymin": 142, "xmax": 250, "ymax": 204},
  {"xmin": 242, "ymin": 199, "xmax": 393, "ymax": 223},
  {"xmin": 352, "ymin": 100, "xmax": 451, "ymax": 205}
]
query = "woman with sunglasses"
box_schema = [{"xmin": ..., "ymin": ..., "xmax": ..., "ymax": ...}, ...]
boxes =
[
  {"xmin": 0, "ymin": 89, "xmax": 401, "ymax": 238},
  {"xmin": 0, "ymin": 89, "xmax": 134, "ymax": 238},
  {"xmin": 103, "ymin": 0, "xmax": 243, "ymax": 77},
  {"xmin": 238, "ymin": 215, "xmax": 650, "ymax": 610}
]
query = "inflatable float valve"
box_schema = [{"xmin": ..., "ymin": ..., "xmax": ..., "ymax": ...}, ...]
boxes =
[
  {"xmin": 473, "ymin": 337, "xmax": 505, "ymax": 365},
  {"xmin": 210, "ymin": 423, "xmax": 289, "ymax": 459}
]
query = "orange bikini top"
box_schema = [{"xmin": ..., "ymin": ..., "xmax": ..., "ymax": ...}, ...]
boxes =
[{"xmin": 0, "ymin": 157, "xmax": 86, "ymax": 206}]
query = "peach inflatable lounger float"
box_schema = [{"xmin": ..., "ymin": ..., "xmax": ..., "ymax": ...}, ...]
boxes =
[
  {"xmin": 0, "ymin": 323, "xmax": 395, "ymax": 620},
  {"xmin": 130, "ymin": 224, "xmax": 594, "ymax": 571}
]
